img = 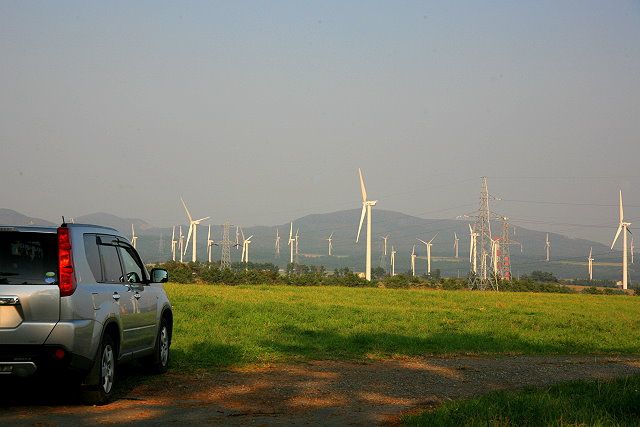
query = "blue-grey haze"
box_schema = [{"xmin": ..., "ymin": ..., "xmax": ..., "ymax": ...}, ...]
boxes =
[{"xmin": 1, "ymin": 1, "xmax": 639, "ymax": 245}]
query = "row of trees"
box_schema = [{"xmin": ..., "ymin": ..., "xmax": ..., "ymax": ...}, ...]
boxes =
[{"xmin": 153, "ymin": 262, "xmax": 636, "ymax": 295}]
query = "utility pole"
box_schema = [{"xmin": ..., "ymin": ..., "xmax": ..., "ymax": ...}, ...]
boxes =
[
  {"xmin": 220, "ymin": 222, "xmax": 232, "ymax": 269},
  {"xmin": 468, "ymin": 177, "xmax": 499, "ymax": 290}
]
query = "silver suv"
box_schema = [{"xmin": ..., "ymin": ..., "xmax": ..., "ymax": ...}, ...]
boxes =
[{"xmin": 0, "ymin": 223, "xmax": 172, "ymax": 404}]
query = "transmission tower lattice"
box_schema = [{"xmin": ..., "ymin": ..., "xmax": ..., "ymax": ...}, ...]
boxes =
[
  {"xmin": 497, "ymin": 216, "xmax": 521, "ymax": 281},
  {"xmin": 468, "ymin": 177, "xmax": 499, "ymax": 290},
  {"xmin": 220, "ymin": 223, "xmax": 232, "ymax": 269}
]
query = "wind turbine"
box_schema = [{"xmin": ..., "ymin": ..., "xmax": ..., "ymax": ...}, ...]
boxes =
[
  {"xmin": 131, "ymin": 224, "xmax": 138, "ymax": 249},
  {"xmin": 611, "ymin": 190, "xmax": 632, "ymax": 290},
  {"xmin": 181, "ymin": 197, "xmax": 210, "ymax": 263},
  {"xmin": 545, "ymin": 233, "xmax": 551, "ymax": 262},
  {"xmin": 207, "ymin": 224, "xmax": 218, "ymax": 263},
  {"xmin": 410, "ymin": 245, "xmax": 416, "ymax": 276},
  {"xmin": 453, "ymin": 232, "xmax": 459, "ymax": 258},
  {"xmin": 288, "ymin": 222, "xmax": 295, "ymax": 264},
  {"xmin": 490, "ymin": 238, "xmax": 500, "ymax": 278},
  {"xmin": 380, "ymin": 235, "xmax": 389, "ymax": 256},
  {"xmin": 417, "ymin": 233, "xmax": 438, "ymax": 276},
  {"xmin": 171, "ymin": 226, "xmax": 177, "ymax": 261},
  {"xmin": 326, "ymin": 233, "xmax": 334, "ymax": 256},
  {"xmin": 275, "ymin": 229, "xmax": 281, "ymax": 257},
  {"xmin": 390, "ymin": 246, "xmax": 396, "ymax": 276},
  {"xmin": 240, "ymin": 229, "xmax": 253, "ymax": 264},
  {"xmin": 469, "ymin": 224, "xmax": 478, "ymax": 274},
  {"xmin": 356, "ymin": 168, "xmax": 377, "ymax": 281},
  {"xmin": 631, "ymin": 237, "xmax": 635, "ymax": 264},
  {"xmin": 235, "ymin": 226, "xmax": 240, "ymax": 251},
  {"xmin": 295, "ymin": 228, "xmax": 300, "ymax": 259},
  {"xmin": 588, "ymin": 247, "xmax": 594, "ymax": 281},
  {"xmin": 178, "ymin": 226, "xmax": 185, "ymax": 263}
]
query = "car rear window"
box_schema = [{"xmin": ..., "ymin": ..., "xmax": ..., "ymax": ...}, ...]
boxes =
[{"xmin": 0, "ymin": 231, "xmax": 58, "ymax": 285}]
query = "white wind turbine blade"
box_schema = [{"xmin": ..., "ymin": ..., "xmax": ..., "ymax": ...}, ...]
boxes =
[
  {"xmin": 172, "ymin": 226, "xmax": 175, "ymax": 241},
  {"xmin": 241, "ymin": 242, "xmax": 246, "ymax": 262},
  {"xmin": 195, "ymin": 216, "xmax": 210, "ymax": 223},
  {"xmin": 417, "ymin": 238, "xmax": 428, "ymax": 245},
  {"xmin": 429, "ymin": 232, "xmax": 439, "ymax": 244},
  {"xmin": 619, "ymin": 190, "xmax": 624, "ymax": 222},
  {"xmin": 207, "ymin": 224, "xmax": 211, "ymax": 242},
  {"xmin": 184, "ymin": 224, "xmax": 193, "ymax": 255},
  {"xmin": 240, "ymin": 227, "xmax": 245, "ymax": 242},
  {"xmin": 358, "ymin": 168, "xmax": 367, "ymax": 202},
  {"xmin": 611, "ymin": 224, "xmax": 623, "ymax": 249},
  {"xmin": 329, "ymin": 232, "xmax": 333, "ymax": 239},
  {"xmin": 180, "ymin": 197, "xmax": 193, "ymax": 222},
  {"xmin": 131, "ymin": 224, "xmax": 135, "ymax": 238},
  {"xmin": 356, "ymin": 205, "xmax": 366, "ymax": 242},
  {"xmin": 412, "ymin": 245, "xmax": 415, "ymax": 256},
  {"xmin": 589, "ymin": 247, "xmax": 592, "ymax": 258},
  {"xmin": 289, "ymin": 222, "xmax": 293, "ymax": 241}
]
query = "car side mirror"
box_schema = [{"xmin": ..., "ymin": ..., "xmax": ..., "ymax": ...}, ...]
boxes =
[{"xmin": 150, "ymin": 268, "xmax": 168, "ymax": 283}]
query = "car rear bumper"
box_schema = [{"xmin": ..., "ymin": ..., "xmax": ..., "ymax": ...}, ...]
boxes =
[{"xmin": 0, "ymin": 344, "xmax": 93, "ymax": 377}]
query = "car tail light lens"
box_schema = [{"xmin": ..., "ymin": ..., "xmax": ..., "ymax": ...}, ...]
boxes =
[{"xmin": 57, "ymin": 226, "xmax": 76, "ymax": 297}]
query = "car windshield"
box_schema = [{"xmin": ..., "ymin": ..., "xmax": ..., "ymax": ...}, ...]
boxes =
[{"xmin": 0, "ymin": 232, "xmax": 58, "ymax": 285}]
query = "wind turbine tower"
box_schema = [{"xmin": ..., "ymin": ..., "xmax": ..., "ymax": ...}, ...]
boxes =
[
  {"xmin": 181, "ymin": 197, "xmax": 210, "ymax": 263},
  {"xmin": 588, "ymin": 247, "xmax": 594, "ymax": 281},
  {"xmin": 469, "ymin": 224, "xmax": 478, "ymax": 274},
  {"xmin": 411, "ymin": 245, "xmax": 417, "ymax": 276},
  {"xmin": 611, "ymin": 190, "xmax": 632, "ymax": 290},
  {"xmin": 356, "ymin": 168, "xmax": 377, "ymax": 281},
  {"xmin": 131, "ymin": 224, "xmax": 138, "ymax": 249},
  {"xmin": 453, "ymin": 232, "xmax": 459, "ymax": 258},
  {"xmin": 327, "ymin": 233, "xmax": 334, "ymax": 256},
  {"xmin": 207, "ymin": 225, "xmax": 217, "ymax": 263},
  {"xmin": 240, "ymin": 229, "xmax": 253, "ymax": 265},
  {"xmin": 545, "ymin": 233, "xmax": 551, "ymax": 262},
  {"xmin": 171, "ymin": 226, "xmax": 177, "ymax": 261},
  {"xmin": 275, "ymin": 229, "xmax": 281, "ymax": 257},
  {"xmin": 178, "ymin": 226, "xmax": 185, "ymax": 263},
  {"xmin": 390, "ymin": 246, "xmax": 396, "ymax": 276},
  {"xmin": 418, "ymin": 233, "xmax": 438, "ymax": 276},
  {"xmin": 288, "ymin": 222, "xmax": 295, "ymax": 264}
]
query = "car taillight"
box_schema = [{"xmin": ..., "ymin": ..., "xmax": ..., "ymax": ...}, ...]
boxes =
[{"xmin": 57, "ymin": 226, "xmax": 76, "ymax": 297}]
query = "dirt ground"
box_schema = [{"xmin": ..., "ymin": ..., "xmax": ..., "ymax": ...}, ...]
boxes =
[{"xmin": 2, "ymin": 355, "xmax": 640, "ymax": 426}]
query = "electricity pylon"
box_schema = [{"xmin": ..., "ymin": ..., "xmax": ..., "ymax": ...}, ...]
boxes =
[
  {"xmin": 220, "ymin": 222, "xmax": 232, "ymax": 269},
  {"xmin": 467, "ymin": 177, "xmax": 499, "ymax": 290},
  {"xmin": 497, "ymin": 216, "xmax": 520, "ymax": 281}
]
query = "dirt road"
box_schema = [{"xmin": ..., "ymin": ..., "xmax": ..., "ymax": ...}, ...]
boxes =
[{"xmin": 2, "ymin": 355, "xmax": 640, "ymax": 425}]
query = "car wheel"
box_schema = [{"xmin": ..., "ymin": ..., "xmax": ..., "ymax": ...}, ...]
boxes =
[
  {"xmin": 148, "ymin": 317, "xmax": 170, "ymax": 373},
  {"xmin": 82, "ymin": 334, "xmax": 116, "ymax": 405}
]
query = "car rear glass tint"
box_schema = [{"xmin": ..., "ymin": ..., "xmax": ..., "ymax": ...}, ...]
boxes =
[
  {"xmin": 83, "ymin": 234, "xmax": 102, "ymax": 282},
  {"xmin": 0, "ymin": 232, "xmax": 57, "ymax": 285}
]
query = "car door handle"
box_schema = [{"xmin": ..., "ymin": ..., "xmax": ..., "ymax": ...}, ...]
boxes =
[{"xmin": 112, "ymin": 292, "xmax": 120, "ymax": 301}]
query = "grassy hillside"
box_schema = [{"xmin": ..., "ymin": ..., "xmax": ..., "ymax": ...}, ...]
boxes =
[{"xmin": 165, "ymin": 284, "xmax": 640, "ymax": 371}]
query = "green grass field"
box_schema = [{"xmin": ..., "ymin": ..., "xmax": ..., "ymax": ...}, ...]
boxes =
[
  {"xmin": 165, "ymin": 283, "xmax": 640, "ymax": 371},
  {"xmin": 403, "ymin": 375, "xmax": 640, "ymax": 426}
]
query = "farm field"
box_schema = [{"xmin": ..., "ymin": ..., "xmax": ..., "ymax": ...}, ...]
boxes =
[{"xmin": 166, "ymin": 283, "xmax": 640, "ymax": 371}]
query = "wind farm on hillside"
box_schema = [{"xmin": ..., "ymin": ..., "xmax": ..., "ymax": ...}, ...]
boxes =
[{"xmin": 43, "ymin": 171, "xmax": 632, "ymax": 290}]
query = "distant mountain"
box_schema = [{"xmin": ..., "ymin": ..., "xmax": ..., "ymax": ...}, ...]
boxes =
[
  {"xmin": 0, "ymin": 208, "xmax": 55, "ymax": 226},
  {"xmin": 75, "ymin": 212, "xmax": 151, "ymax": 235},
  {"xmin": 1, "ymin": 207, "xmax": 634, "ymax": 281}
]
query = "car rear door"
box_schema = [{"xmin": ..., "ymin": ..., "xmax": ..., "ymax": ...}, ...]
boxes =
[{"xmin": 0, "ymin": 229, "xmax": 60, "ymax": 345}]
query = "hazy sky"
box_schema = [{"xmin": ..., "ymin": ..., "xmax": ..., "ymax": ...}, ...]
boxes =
[{"xmin": 1, "ymin": 1, "xmax": 639, "ymax": 244}]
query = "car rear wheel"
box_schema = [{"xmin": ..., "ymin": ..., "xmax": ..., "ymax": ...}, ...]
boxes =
[
  {"xmin": 147, "ymin": 317, "xmax": 170, "ymax": 373},
  {"xmin": 82, "ymin": 334, "xmax": 116, "ymax": 405}
]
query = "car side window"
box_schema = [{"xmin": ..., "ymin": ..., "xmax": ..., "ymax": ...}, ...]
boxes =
[
  {"xmin": 118, "ymin": 245, "xmax": 145, "ymax": 284},
  {"xmin": 100, "ymin": 244, "xmax": 125, "ymax": 283},
  {"xmin": 83, "ymin": 234, "xmax": 102, "ymax": 282}
]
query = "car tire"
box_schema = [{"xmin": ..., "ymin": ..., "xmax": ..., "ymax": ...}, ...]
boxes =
[
  {"xmin": 147, "ymin": 317, "xmax": 170, "ymax": 374},
  {"xmin": 82, "ymin": 333, "xmax": 117, "ymax": 405}
]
